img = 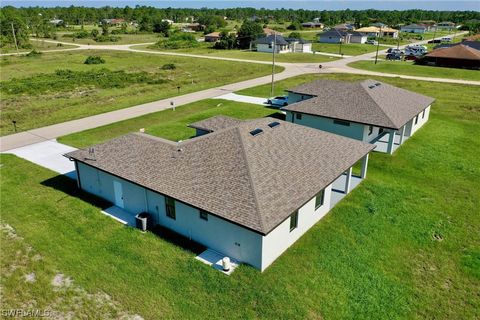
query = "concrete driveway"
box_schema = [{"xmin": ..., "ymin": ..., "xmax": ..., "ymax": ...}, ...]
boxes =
[
  {"xmin": 213, "ymin": 93, "xmax": 269, "ymax": 105},
  {"xmin": 4, "ymin": 140, "xmax": 78, "ymax": 178}
]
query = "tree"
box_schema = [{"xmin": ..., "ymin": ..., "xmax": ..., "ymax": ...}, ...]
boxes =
[
  {"xmin": 91, "ymin": 28, "xmax": 99, "ymax": 38},
  {"xmin": 152, "ymin": 20, "xmax": 170, "ymax": 36},
  {"xmin": 214, "ymin": 31, "xmax": 236, "ymax": 49},
  {"xmin": 139, "ymin": 16, "xmax": 152, "ymax": 32},
  {"xmin": 288, "ymin": 32, "xmax": 302, "ymax": 39},
  {"xmin": 287, "ymin": 21, "xmax": 302, "ymax": 30},
  {"xmin": 237, "ymin": 20, "xmax": 264, "ymax": 49},
  {"xmin": 101, "ymin": 21, "xmax": 109, "ymax": 36}
]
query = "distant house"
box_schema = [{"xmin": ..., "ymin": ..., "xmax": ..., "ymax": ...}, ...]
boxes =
[
  {"xmin": 204, "ymin": 32, "xmax": 221, "ymax": 42},
  {"xmin": 333, "ymin": 23, "xmax": 355, "ymax": 31},
  {"xmin": 282, "ymin": 79, "xmax": 435, "ymax": 154},
  {"xmin": 356, "ymin": 26, "xmax": 399, "ymax": 38},
  {"xmin": 318, "ymin": 29, "xmax": 350, "ymax": 43},
  {"xmin": 263, "ymin": 28, "xmax": 282, "ymax": 35},
  {"xmin": 301, "ymin": 22, "xmax": 324, "ymax": 29},
  {"xmin": 101, "ymin": 18, "xmax": 125, "ymax": 26},
  {"xmin": 254, "ymin": 35, "xmax": 290, "ymax": 53},
  {"xmin": 161, "ymin": 19, "xmax": 174, "ymax": 25},
  {"xmin": 418, "ymin": 44, "xmax": 480, "ymax": 69},
  {"xmin": 433, "ymin": 40, "xmax": 480, "ymax": 51},
  {"xmin": 371, "ymin": 22, "xmax": 387, "ymax": 28},
  {"xmin": 186, "ymin": 23, "xmax": 204, "ymax": 32},
  {"xmin": 436, "ymin": 21, "xmax": 456, "ymax": 31},
  {"xmin": 401, "ymin": 24, "xmax": 427, "ymax": 34},
  {"xmin": 318, "ymin": 30, "xmax": 366, "ymax": 44},
  {"xmin": 49, "ymin": 19, "xmax": 64, "ymax": 26},
  {"xmin": 65, "ymin": 117, "xmax": 373, "ymax": 271},
  {"xmin": 254, "ymin": 35, "xmax": 312, "ymax": 53}
]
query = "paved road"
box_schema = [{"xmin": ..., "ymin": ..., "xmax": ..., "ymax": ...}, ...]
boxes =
[{"xmin": 2, "ymin": 31, "xmax": 477, "ymax": 152}]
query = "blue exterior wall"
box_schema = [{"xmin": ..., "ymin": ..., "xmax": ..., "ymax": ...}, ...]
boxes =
[{"xmin": 286, "ymin": 111, "xmax": 365, "ymax": 140}]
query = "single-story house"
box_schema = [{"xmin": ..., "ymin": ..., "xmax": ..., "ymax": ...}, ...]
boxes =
[
  {"xmin": 355, "ymin": 26, "xmax": 399, "ymax": 38},
  {"xmin": 161, "ymin": 19, "xmax": 174, "ymax": 25},
  {"xmin": 433, "ymin": 40, "xmax": 480, "ymax": 51},
  {"xmin": 333, "ymin": 23, "xmax": 355, "ymax": 31},
  {"xmin": 436, "ymin": 21, "xmax": 456, "ymax": 30},
  {"xmin": 318, "ymin": 29, "xmax": 350, "ymax": 43},
  {"xmin": 186, "ymin": 23, "xmax": 205, "ymax": 32},
  {"xmin": 204, "ymin": 32, "xmax": 221, "ymax": 42},
  {"xmin": 254, "ymin": 34, "xmax": 290, "ymax": 53},
  {"xmin": 371, "ymin": 22, "xmax": 387, "ymax": 28},
  {"xmin": 418, "ymin": 44, "xmax": 480, "ymax": 69},
  {"xmin": 302, "ymin": 22, "xmax": 324, "ymax": 29},
  {"xmin": 101, "ymin": 18, "xmax": 125, "ymax": 26},
  {"xmin": 65, "ymin": 117, "xmax": 374, "ymax": 271},
  {"xmin": 49, "ymin": 19, "xmax": 64, "ymax": 26},
  {"xmin": 401, "ymin": 24, "xmax": 427, "ymax": 34},
  {"xmin": 263, "ymin": 28, "xmax": 282, "ymax": 35},
  {"xmin": 282, "ymin": 79, "xmax": 435, "ymax": 154},
  {"xmin": 254, "ymin": 35, "xmax": 311, "ymax": 53},
  {"xmin": 349, "ymin": 31, "xmax": 368, "ymax": 44}
]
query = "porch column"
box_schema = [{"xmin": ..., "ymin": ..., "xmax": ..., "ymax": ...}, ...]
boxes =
[
  {"xmin": 360, "ymin": 154, "xmax": 369, "ymax": 179},
  {"xmin": 344, "ymin": 167, "xmax": 353, "ymax": 194},
  {"xmin": 387, "ymin": 130, "xmax": 395, "ymax": 154},
  {"xmin": 399, "ymin": 126, "xmax": 406, "ymax": 145}
]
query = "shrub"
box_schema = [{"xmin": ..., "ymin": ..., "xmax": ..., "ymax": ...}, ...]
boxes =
[
  {"xmin": 152, "ymin": 33, "xmax": 198, "ymax": 49},
  {"xmin": 73, "ymin": 30, "xmax": 90, "ymax": 39},
  {"xmin": 161, "ymin": 63, "xmax": 176, "ymax": 70},
  {"xmin": 95, "ymin": 35, "xmax": 120, "ymax": 42},
  {"xmin": 56, "ymin": 43, "xmax": 63, "ymax": 47},
  {"xmin": 84, "ymin": 56, "xmax": 105, "ymax": 64},
  {"xmin": 26, "ymin": 50, "xmax": 42, "ymax": 57}
]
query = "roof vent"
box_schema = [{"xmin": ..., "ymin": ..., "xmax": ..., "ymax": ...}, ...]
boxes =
[
  {"xmin": 249, "ymin": 128, "xmax": 263, "ymax": 136},
  {"xmin": 268, "ymin": 121, "xmax": 280, "ymax": 128}
]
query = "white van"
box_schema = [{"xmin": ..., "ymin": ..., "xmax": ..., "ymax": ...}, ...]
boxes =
[
  {"xmin": 441, "ymin": 37, "xmax": 452, "ymax": 42},
  {"xmin": 405, "ymin": 45, "xmax": 427, "ymax": 56}
]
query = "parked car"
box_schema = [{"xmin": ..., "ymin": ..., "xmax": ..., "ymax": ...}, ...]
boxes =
[
  {"xmin": 405, "ymin": 45, "xmax": 427, "ymax": 56},
  {"xmin": 441, "ymin": 37, "xmax": 452, "ymax": 42},
  {"xmin": 366, "ymin": 40, "xmax": 378, "ymax": 45},
  {"xmin": 427, "ymin": 39, "xmax": 441, "ymax": 44},
  {"xmin": 267, "ymin": 96, "xmax": 289, "ymax": 106},
  {"xmin": 387, "ymin": 48, "xmax": 404, "ymax": 55},
  {"xmin": 386, "ymin": 53, "xmax": 402, "ymax": 60}
]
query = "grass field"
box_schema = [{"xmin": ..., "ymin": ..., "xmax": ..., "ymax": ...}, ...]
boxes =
[
  {"xmin": 58, "ymin": 99, "xmax": 282, "ymax": 148},
  {"xmin": 133, "ymin": 43, "xmax": 340, "ymax": 63},
  {"xmin": 2, "ymin": 74, "xmax": 479, "ymax": 319},
  {"xmin": 0, "ymin": 40, "xmax": 78, "ymax": 54},
  {"xmin": 312, "ymin": 42, "xmax": 380, "ymax": 56},
  {"xmin": 0, "ymin": 50, "xmax": 282, "ymax": 136},
  {"xmin": 58, "ymin": 32, "xmax": 162, "ymax": 45},
  {"xmin": 348, "ymin": 60, "xmax": 480, "ymax": 81}
]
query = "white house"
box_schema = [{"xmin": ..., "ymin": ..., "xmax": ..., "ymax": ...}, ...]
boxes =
[
  {"xmin": 282, "ymin": 79, "xmax": 435, "ymax": 154},
  {"xmin": 436, "ymin": 21, "xmax": 456, "ymax": 31},
  {"xmin": 318, "ymin": 29, "xmax": 350, "ymax": 43},
  {"xmin": 65, "ymin": 118, "xmax": 373, "ymax": 271},
  {"xmin": 254, "ymin": 35, "xmax": 312, "ymax": 53},
  {"xmin": 349, "ymin": 31, "xmax": 368, "ymax": 43},
  {"xmin": 401, "ymin": 24, "xmax": 427, "ymax": 34}
]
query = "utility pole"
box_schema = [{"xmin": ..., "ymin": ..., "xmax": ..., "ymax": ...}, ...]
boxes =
[
  {"xmin": 11, "ymin": 22, "xmax": 19, "ymax": 53},
  {"xmin": 270, "ymin": 33, "xmax": 276, "ymax": 97},
  {"xmin": 374, "ymin": 26, "xmax": 381, "ymax": 64}
]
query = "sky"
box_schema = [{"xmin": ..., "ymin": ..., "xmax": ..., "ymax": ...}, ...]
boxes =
[{"xmin": 1, "ymin": 0, "xmax": 480, "ymax": 11}]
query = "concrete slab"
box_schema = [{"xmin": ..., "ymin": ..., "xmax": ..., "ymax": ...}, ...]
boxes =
[
  {"xmin": 213, "ymin": 93, "xmax": 269, "ymax": 106},
  {"xmin": 4, "ymin": 139, "xmax": 77, "ymax": 178},
  {"xmin": 101, "ymin": 206, "xmax": 136, "ymax": 227},
  {"xmin": 374, "ymin": 132, "xmax": 406, "ymax": 153},
  {"xmin": 331, "ymin": 174, "xmax": 363, "ymax": 208},
  {"xmin": 195, "ymin": 248, "xmax": 240, "ymax": 275}
]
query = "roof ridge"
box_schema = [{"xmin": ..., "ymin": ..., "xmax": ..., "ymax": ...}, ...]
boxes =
[
  {"xmin": 360, "ymin": 80, "xmax": 398, "ymax": 129},
  {"xmin": 235, "ymin": 126, "xmax": 267, "ymax": 233}
]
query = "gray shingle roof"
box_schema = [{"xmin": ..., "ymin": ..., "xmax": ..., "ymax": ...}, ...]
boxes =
[
  {"xmin": 66, "ymin": 118, "xmax": 373, "ymax": 234},
  {"xmin": 188, "ymin": 115, "xmax": 243, "ymax": 132},
  {"xmin": 283, "ymin": 79, "xmax": 435, "ymax": 129},
  {"xmin": 255, "ymin": 34, "xmax": 289, "ymax": 45}
]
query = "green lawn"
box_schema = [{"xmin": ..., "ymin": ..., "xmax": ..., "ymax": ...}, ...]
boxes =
[
  {"xmin": 59, "ymin": 32, "xmax": 162, "ymax": 45},
  {"xmin": 58, "ymin": 99, "xmax": 282, "ymax": 148},
  {"xmin": 348, "ymin": 60, "xmax": 480, "ymax": 81},
  {"xmin": 0, "ymin": 50, "xmax": 282, "ymax": 136},
  {"xmin": 133, "ymin": 43, "xmax": 340, "ymax": 63},
  {"xmin": 2, "ymin": 74, "xmax": 479, "ymax": 319},
  {"xmin": 312, "ymin": 42, "xmax": 379, "ymax": 56},
  {"xmin": 0, "ymin": 40, "xmax": 78, "ymax": 54}
]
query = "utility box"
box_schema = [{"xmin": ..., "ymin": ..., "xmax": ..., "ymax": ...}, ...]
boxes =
[{"xmin": 135, "ymin": 212, "xmax": 150, "ymax": 232}]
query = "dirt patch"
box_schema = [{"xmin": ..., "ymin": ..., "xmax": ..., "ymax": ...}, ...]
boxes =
[{"xmin": 52, "ymin": 273, "xmax": 73, "ymax": 289}]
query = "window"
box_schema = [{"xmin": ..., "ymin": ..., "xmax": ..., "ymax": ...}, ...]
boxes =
[
  {"xmin": 290, "ymin": 211, "xmax": 298, "ymax": 232},
  {"xmin": 422, "ymin": 110, "xmax": 426, "ymax": 119},
  {"xmin": 165, "ymin": 197, "xmax": 176, "ymax": 220},
  {"xmin": 368, "ymin": 125, "xmax": 374, "ymax": 135},
  {"xmin": 295, "ymin": 113, "xmax": 302, "ymax": 120},
  {"xmin": 315, "ymin": 190, "xmax": 325, "ymax": 209},
  {"xmin": 334, "ymin": 119, "xmax": 350, "ymax": 126},
  {"xmin": 415, "ymin": 115, "xmax": 419, "ymax": 125},
  {"xmin": 199, "ymin": 210, "xmax": 208, "ymax": 221}
]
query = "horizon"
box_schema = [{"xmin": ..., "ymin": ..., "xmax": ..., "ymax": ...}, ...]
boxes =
[{"xmin": 2, "ymin": 0, "xmax": 480, "ymax": 11}]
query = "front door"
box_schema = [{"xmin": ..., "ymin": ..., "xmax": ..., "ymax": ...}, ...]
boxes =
[{"xmin": 113, "ymin": 180, "xmax": 124, "ymax": 208}]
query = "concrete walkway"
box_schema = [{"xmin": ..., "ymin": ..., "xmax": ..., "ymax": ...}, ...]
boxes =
[
  {"xmin": 4, "ymin": 140, "xmax": 77, "ymax": 178},
  {"xmin": 213, "ymin": 93, "xmax": 269, "ymax": 105}
]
